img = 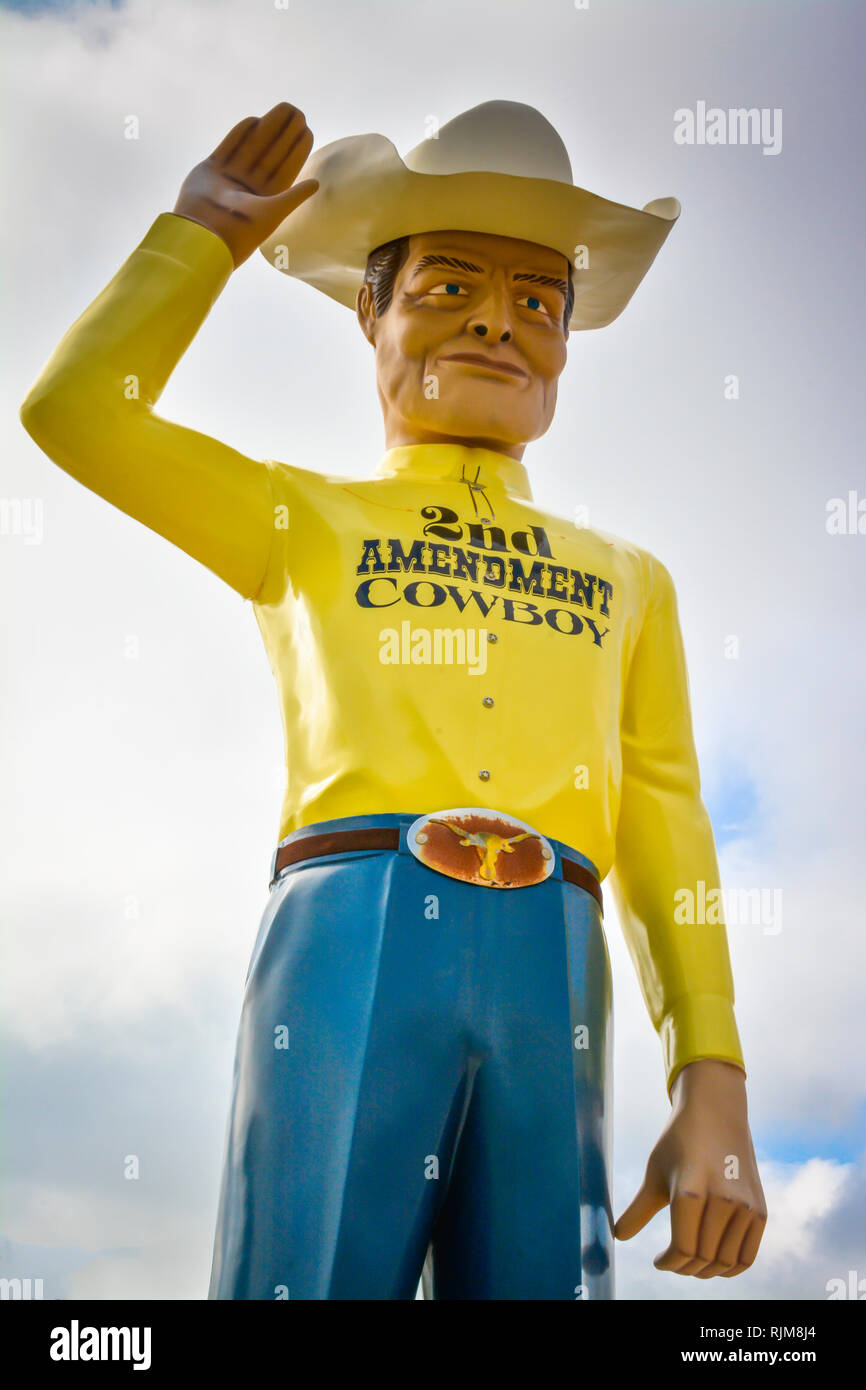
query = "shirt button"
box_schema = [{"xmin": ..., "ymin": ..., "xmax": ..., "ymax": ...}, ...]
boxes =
[
  {"xmin": 487, "ymin": 632, "xmax": 498, "ymax": 643},
  {"xmin": 478, "ymin": 769, "xmax": 491, "ymax": 782},
  {"xmin": 482, "ymin": 696, "xmax": 494, "ymax": 708}
]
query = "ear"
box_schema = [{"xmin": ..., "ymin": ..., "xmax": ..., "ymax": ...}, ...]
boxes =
[{"xmin": 356, "ymin": 282, "xmax": 377, "ymax": 346}]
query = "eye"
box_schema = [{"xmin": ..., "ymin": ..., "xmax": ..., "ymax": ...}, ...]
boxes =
[
  {"xmin": 517, "ymin": 294, "xmax": 553, "ymax": 317},
  {"xmin": 426, "ymin": 282, "xmax": 469, "ymax": 297}
]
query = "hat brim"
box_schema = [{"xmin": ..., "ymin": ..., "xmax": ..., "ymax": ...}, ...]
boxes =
[{"xmin": 259, "ymin": 133, "xmax": 680, "ymax": 331}]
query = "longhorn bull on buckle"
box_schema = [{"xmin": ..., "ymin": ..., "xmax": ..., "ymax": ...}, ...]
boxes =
[{"xmin": 407, "ymin": 808, "xmax": 555, "ymax": 889}]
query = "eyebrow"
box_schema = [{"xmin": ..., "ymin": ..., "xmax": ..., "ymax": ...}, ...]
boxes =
[
  {"xmin": 411, "ymin": 253, "xmax": 568, "ymax": 296},
  {"xmin": 412, "ymin": 254, "xmax": 484, "ymax": 276},
  {"xmin": 514, "ymin": 271, "xmax": 569, "ymax": 295}
]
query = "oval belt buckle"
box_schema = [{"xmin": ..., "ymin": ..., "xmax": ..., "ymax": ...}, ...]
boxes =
[{"xmin": 407, "ymin": 807, "xmax": 555, "ymax": 889}]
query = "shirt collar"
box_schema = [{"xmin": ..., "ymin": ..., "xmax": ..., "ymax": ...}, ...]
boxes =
[{"xmin": 374, "ymin": 443, "xmax": 533, "ymax": 502}]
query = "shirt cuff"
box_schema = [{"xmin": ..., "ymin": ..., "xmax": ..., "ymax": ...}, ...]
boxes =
[
  {"xmin": 660, "ymin": 993, "xmax": 746, "ymax": 1097},
  {"xmin": 136, "ymin": 210, "xmax": 235, "ymax": 297}
]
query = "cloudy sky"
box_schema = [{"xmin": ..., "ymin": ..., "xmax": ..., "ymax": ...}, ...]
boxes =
[{"xmin": 2, "ymin": 0, "xmax": 864, "ymax": 1301}]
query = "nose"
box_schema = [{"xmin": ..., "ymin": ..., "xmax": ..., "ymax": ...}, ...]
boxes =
[
  {"xmin": 472, "ymin": 323, "xmax": 511, "ymax": 342},
  {"xmin": 467, "ymin": 275, "xmax": 514, "ymax": 343}
]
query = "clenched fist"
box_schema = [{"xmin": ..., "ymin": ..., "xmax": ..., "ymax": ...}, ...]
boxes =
[
  {"xmin": 615, "ymin": 1059, "xmax": 768, "ymax": 1278},
  {"xmin": 173, "ymin": 102, "xmax": 318, "ymax": 268}
]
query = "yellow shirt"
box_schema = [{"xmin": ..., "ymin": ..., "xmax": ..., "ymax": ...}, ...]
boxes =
[{"xmin": 19, "ymin": 211, "xmax": 745, "ymax": 1094}]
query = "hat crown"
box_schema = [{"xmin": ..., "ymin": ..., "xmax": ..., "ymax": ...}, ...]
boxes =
[{"xmin": 403, "ymin": 100, "xmax": 574, "ymax": 184}]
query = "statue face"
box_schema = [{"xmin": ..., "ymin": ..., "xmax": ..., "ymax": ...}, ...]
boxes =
[{"xmin": 356, "ymin": 228, "xmax": 570, "ymax": 459}]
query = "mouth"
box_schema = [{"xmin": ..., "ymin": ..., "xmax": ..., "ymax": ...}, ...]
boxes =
[{"xmin": 437, "ymin": 352, "xmax": 529, "ymax": 381}]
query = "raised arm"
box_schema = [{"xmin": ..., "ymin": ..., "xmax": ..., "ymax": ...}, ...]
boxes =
[{"xmin": 19, "ymin": 103, "xmax": 318, "ymax": 599}]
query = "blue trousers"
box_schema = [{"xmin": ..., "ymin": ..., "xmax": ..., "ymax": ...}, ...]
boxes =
[{"xmin": 208, "ymin": 813, "xmax": 614, "ymax": 1300}]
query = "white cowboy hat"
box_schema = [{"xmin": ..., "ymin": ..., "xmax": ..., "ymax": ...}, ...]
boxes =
[{"xmin": 259, "ymin": 99, "xmax": 680, "ymax": 331}]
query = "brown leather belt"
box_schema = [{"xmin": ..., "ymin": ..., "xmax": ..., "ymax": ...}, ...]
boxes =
[{"xmin": 271, "ymin": 826, "xmax": 603, "ymax": 912}]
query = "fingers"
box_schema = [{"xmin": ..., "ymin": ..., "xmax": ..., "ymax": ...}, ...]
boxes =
[
  {"xmin": 209, "ymin": 114, "xmax": 257, "ymax": 165},
  {"xmin": 236, "ymin": 103, "xmax": 305, "ymax": 176},
  {"xmin": 656, "ymin": 1192, "xmax": 767, "ymax": 1278},
  {"xmin": 210, "ymin": 103, "xmax": 311, "ymax": 181},
  {"xmin": 720, "ymin": 1209, "xmax": 768, "ymax": 1276},
  {"xmin": 708, "ymin": 1200, "xmax": 756, "ymax": 1273},
  {"xmin": 653, "ymin": 1189, "xmax": 705, "ymax": 1272},
  {"xmin": 690, "ymin": 1195, "xmax": 743, "ymax": 1277},
  {"xmin": 258, "ymin": 122, "xmax": 314, "ymax": 190}
]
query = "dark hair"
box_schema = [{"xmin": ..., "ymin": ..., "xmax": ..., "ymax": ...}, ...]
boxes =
[{"xmin": 363, "ymin": 235, "xmax": 575, "ymax": 335}]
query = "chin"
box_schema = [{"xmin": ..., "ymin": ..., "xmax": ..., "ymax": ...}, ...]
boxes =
[{"xmin": 417, "ymin": 412, "xmax": 529, "ymax": 446}]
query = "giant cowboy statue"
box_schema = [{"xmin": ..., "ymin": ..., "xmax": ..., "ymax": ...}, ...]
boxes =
[{"xmin": 20, "ymin": 100, "xmax": 767, "ymax": 1300}]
